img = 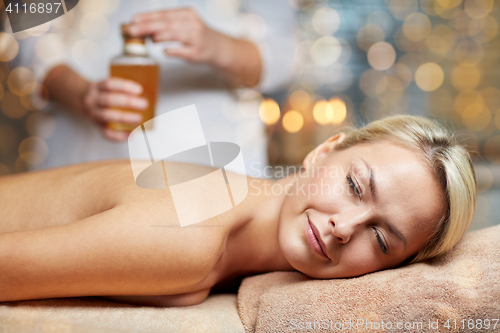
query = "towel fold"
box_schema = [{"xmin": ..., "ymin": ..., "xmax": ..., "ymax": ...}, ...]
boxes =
[{"xmin": 238, "ymin": 224, "xmax": 500, "ymax": 333}]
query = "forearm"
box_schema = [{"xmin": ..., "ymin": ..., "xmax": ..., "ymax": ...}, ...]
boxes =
[
  {"xmin": 42, "ymin": 64, "xmax": 90, "ymax": 116},
  {"xmin": 210, "ymin": 32, "xmax": 262, "ymax": 88}
]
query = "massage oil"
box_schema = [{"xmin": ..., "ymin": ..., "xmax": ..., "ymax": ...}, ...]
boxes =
[{"xmin": 109, "ymin": 24, "xmax": 159, "ymax": 131}]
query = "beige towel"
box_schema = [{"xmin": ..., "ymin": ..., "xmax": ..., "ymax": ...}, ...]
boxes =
[
  {"xmin": 238, "ymin": 224, "xmax": 500, "ymax": 333},
  {"xmin": 0, "ymin": 294, "xmax": 244, "ymax": 333}
]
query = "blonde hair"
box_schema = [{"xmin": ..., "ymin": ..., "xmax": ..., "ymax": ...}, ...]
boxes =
[{"xmin": 334, "ymin": 115, "xmax": 477, "ymax": 264}]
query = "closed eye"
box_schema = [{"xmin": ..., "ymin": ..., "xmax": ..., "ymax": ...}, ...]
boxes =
[
  {"xmin": 346, "ymin": 175, "xmax": 361, "ymax": 199},
  {"xmin": 373, "ymin": 227, "xmax": 388, "ymax": 254}
]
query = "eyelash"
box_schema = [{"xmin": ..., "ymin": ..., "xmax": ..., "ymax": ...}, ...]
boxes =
[
  {"xmin": 346, "ymin": 175, "xmax": 361, "ymax": 199},
  {"xmin": 346, "ymin": 175, "xmax": 388, "ymax": 254},
  {"xmin": 373, "ymin": 228, "xmax": 388, "ymax": 254}
]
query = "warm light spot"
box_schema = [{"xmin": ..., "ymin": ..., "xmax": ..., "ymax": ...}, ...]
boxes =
[
  {"xmin": 454, "ymin": 91, "xmax": 484, "ymax": 115},
  {"xmin": 0, "ymin": 92, "xmax": 27, "ymax": 119},
  {"xmin": 415, "ymin": 62, "xmax": 444, "ymax": 92},
  {"xmin": 0, "ymin": 32, "xmax": 19, "ymax": 62},
  {"xmin": 19, "ymin": 137, "xmax": 49, "ymax": 165},
  {"xmin": 313, "ymin": 100, "xmax": 332, "ymax": 125},
  {"xmin": 451, "ymin": 63, "xmax": 481, "ymax": 91},
  {"xmin": 367, "ymin": 42, "xmax": 396, "ymax": 71},
  {"xmin": 329, "ymin": 98, "xmax": 347, "ymax": 124},
  {"xmin": 461, "ymin": 103, "xmax": 491, "ymax": 131},
  {"xmin": 289, "ymin": 90, "xmax": 311, "ymax": 111},
  {"xmin": 356, "ymin": 24, "xmax": 385, "ymax": 52},
  {"xmin": 312, "ymin": 7, "xmax": 340, "ymax": 35},
  {"xmin": 464, "ymin": 0, "xmax": 494, "ymax": 19},
  {"xmin": 7, "ymin": 67, "xmax": 36, "ymax": 96},
  {"xmin": 282, "ymin": 110, "xmax": 304, "ymax": 133},
  {"xmin": 425, "ymin": 25, "xmax": 455, "ymax": 57},
  {"xmin": 258, "ymin": 99, "xmax": 280, "ymax": 125},
  {"xmin": 469, "ymin": 15, "xmax": 498, "ymax": 43},
  {"xmin": 310, "ymin": 36, "xmax": 341, "ymax": 66},
  {"xmin": 403, "ymin": 13, "xmax": 432, "ymax": 41},
  {"xmin": 436, "ymin": 0, "xmax": 462, "ymax": 8},
  {"xmin": 389, "ymin": 0, "xmax": 418, "ymax": 20}
]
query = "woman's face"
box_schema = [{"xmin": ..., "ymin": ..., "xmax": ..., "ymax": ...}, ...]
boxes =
[{"xmin": 278, "ymin": 140, "xmax": 445, "ymax": 279}]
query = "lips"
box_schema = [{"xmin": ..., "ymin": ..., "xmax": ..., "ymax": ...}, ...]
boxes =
[{"xmin": 305, "ymin": 216, "xmax": 329, "ymax": 259}]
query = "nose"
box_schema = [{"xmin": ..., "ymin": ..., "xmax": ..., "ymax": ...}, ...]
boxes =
[{"xmin": 329, "ymin": 213, "xmax": 367, "ymax": 244}]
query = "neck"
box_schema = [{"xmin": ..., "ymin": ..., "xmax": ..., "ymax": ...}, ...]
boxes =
[{"xmin": 221, "ymin": 175, "xmax": 298, "ymax": 278}]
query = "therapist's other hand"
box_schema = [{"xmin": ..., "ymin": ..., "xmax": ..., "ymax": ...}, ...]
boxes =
[
  {"xmin": 127, "ymin": 8, "xmax": 221, "ymax": 64},
  {"xmin": 83, "ymin": 78, "xmax": 148, "ymax": 142}
]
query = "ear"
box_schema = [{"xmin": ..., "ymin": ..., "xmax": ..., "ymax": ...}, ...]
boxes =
[{"xmin": 303, "ymin": 132, "xmax": 345, "ymax": 169}]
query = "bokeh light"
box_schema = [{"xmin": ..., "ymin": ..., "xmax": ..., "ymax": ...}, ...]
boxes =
[
  {"xmin": 329, "ymin": 97, "xmax": 347, "ymax": 124},
  {"xmin": 462, "ymin": 103, "xmax": 491, "ymax": 131},
  {"xmin": 415, "ymin": 62, "xmax": 445, "ymax": 91},
  {"xmin": 389, "ymin": 0, "xmax": 418, "ymax": 20},
  {"xmin": 282, "ymin": 110, "xmax": 304, "ymax": 133},
  {"xmin": 289, "ymin": 90, "xmax": 311, "ymax": 111},
  {"xmin": 367, "ymin": 42, "xmax": 396, "ymax": 70},
  {"xmin": 259, "ymin": 99, "xmax": 281, "ymax": 125},
  {"xmin": 464, "ymin": 0, "xmax": 494, "ymax": 19},
  {"xmin": 19, "ymin": 136, "xmax": 49, "ymax": 166},
  {"xmin": 403, "ymin": 13, "xmax": 432, "ymax": 41},
  {"xmin": 451, "ymin": 63, "xmax": 481, "ymax": 91},
  {"xmin": 310, "ymin": 36, "xmax": 341, "ymax": 66},
  {"xmin": 312, "ymin": 7, "xmax": 340, "ymax": 36},
  {"xmin": 0, "ymin": 32, "xmax": 19, "ymax": 62},
  {"xmin": 313, "ymin": 100, "xmax": 333, "ymax": 125},
  {"xmin": 7, "ymin": 67, "xmax": 36, "ymax": 96}
]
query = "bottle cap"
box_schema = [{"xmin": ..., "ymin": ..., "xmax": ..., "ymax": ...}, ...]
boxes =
[{"xmin": 121, "ymin": 23, "xmax": 133, "ymax": 37}]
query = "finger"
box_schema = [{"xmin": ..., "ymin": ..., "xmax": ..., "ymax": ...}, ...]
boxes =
[
  {"xmin": 98, "ymin": 109, "xmax": 144, "ymax": 124},
  {"xmin": 97, "ymin": 93, "xmax": 149, "ymax": 110},
  {"xmin": 98, "ymin": 78, "xmax": 143, "ymax": 95},
  {"xmin": 102, "ymin": 128, "xmax": 129, "ymax": 142},
  {"xmin": 151, "ymin": 21, "xmax": 194, "ymax": 43},
  {"xmin": 164, "ymin": 47, "xmax": 197, "ymax": 62},
  {"xmin": 128, "ymin": 20, "xmax": 170, "ymax": 36},
  {"xmin": 132, "ymin": 8, "xmax": 194, "ymax": 24}
]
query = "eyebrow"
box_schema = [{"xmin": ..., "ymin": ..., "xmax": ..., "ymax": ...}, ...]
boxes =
[{"xmin": 360, "ymin": 158, "xmax": 408, "ymax": 251}]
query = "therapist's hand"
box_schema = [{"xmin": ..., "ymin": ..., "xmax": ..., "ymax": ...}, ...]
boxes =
[
  {"xmin": 82, "ymin": 78, "xmax": 149, "ymax": 141},
  {"xmin": 127, "ymin": 8, "xmax": 262, "ymax": 87},
  {"xmin": 127, "ymin": 8, "xmax": 219, "ymax": 63}
]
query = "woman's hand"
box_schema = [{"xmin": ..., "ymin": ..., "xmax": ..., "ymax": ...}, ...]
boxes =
[{"xmin": 82, "ymin": 78, "xmax": 149, "ymax": 141}]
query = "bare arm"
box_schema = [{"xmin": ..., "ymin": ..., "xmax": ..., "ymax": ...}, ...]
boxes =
[{"xmin": 0, "ymin": 204, "xmax": 221, "ymax": 302}]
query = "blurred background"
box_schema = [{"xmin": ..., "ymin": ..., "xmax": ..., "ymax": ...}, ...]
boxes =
[{"xmin": 0, "ymin": 0, "xmax": 498, "ymax": 231}]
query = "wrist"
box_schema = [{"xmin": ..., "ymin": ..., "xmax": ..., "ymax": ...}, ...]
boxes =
[{"xmin": 208, "ymin": 30, "xmax": 236, "ymax": 70}]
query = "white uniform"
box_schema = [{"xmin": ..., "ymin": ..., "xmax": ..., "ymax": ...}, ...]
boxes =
[{"xmin": 15, "ymin": 0, "xmax": 296, "ymax": 177}]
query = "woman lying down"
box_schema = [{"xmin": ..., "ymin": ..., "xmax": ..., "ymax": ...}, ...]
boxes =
[{"xmin": 0, "ymin": 115, "xmax": 477, "ymax": 307}]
